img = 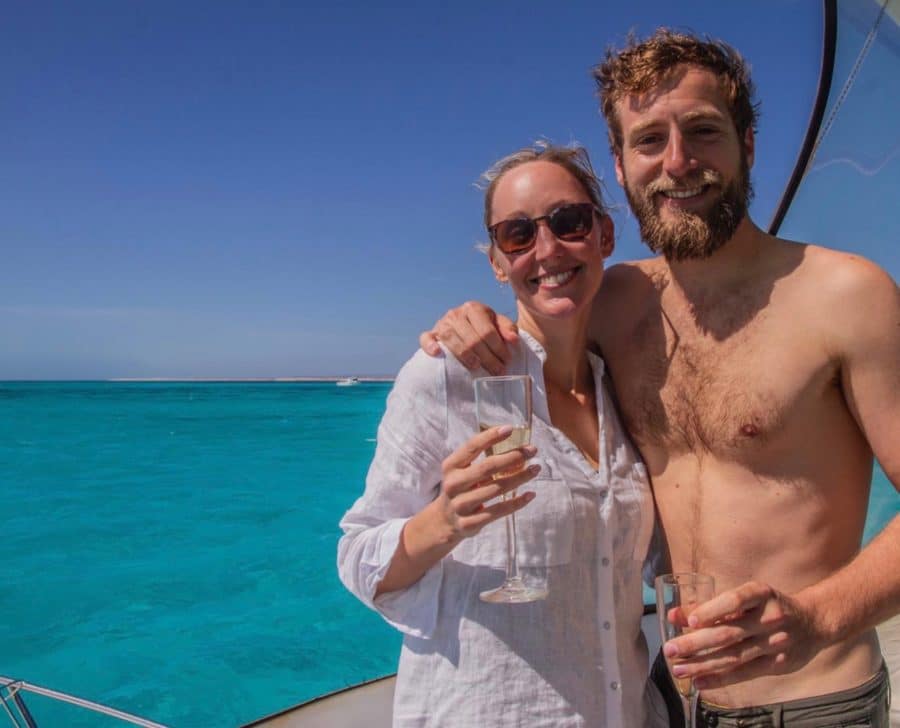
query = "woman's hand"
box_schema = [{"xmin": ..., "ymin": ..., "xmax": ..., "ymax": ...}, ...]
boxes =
[
  {"xmin": 375, "ymin": 425, "xmax": 539, "ymax": 597},
  {"xmin": 434, "ymin": 424, "xmax": 540, "ymax": 545}
]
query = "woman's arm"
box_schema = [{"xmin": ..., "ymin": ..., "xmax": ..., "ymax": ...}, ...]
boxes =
[
  {"xmin": 337, "ymin": 350, "xmax": 537, "ymax": 635},
  {"xmin": 375, "ymin": 424, "xmax": 538, "ymax": 596}
]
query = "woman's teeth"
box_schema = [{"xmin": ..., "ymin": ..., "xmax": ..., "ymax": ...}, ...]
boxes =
[{"xmin": 534, "ymin": 268, "xmax": 577, "ymax": 286}]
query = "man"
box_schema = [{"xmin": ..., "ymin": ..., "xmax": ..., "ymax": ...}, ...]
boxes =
[{"xmin": 421, "ymin": 30, "xmax": 899, "ymax": 726}]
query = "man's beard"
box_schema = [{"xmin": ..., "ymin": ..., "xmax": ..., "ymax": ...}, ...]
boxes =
[{"xmin": 624, "ymin": 155, "xmax": 753, "ymax": 262}]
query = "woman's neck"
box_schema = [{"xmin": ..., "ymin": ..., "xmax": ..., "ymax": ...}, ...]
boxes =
[{"xmin": 516, "ymin": 304, "xmax": 593, "ymax": 394}]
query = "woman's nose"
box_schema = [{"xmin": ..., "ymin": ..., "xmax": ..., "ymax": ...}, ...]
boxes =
[{"xmin": 533, "ymin": 220, "xmax": 564, "ymax": 257}]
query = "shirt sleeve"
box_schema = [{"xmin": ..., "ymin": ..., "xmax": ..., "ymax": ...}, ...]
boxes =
[{"xmin": 337, "ymin": 350, "xmax": 449, "ymax": 638}]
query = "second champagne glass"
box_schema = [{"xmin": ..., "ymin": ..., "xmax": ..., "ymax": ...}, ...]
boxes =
[
  {"xmin": 655, "ymin": 572, "xmax": 716, "ymax": 728},
  {"xmin": 474, "ymin": 375, "xmax": 547, "ymax": 603}
]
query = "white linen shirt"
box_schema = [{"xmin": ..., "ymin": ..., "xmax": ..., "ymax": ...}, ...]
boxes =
[{"xmin": 338, "ymin": 333, "xmax": 654, "ymax": 727}]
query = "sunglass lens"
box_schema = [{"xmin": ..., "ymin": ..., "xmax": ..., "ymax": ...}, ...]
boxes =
[
  {"xmin": 496, "ymin": 218, "xmax": 537, "ymax": 252},
  {"xmin": 549, "ymin": 204, "xmax": 593, "ymax": 239}
]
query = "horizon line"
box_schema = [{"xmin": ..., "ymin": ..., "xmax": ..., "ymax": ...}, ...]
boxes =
[{"xmin": 0, "ymin": 376, "xmax": 396, "ymax": 383}]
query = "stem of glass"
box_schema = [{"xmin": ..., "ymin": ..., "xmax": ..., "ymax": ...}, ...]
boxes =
[
  {"xmin": 682, "ymin": 690, "xmax": 697, "ymax": 728},
  {"xmin": 504, "ymin": 494, "xmax": 520, "ymax": 584}
]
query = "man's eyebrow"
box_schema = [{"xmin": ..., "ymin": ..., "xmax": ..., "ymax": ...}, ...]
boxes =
[
  {"xmin": 626, "ymin": 109, "xmax": 728, "ymax": 141},
  {"xmin": 626, "ymin": 119, "xmax": 663, "ymax": 140},
  {"xmin": 680, "ymin": 109, "xmax": 728, "ymax": 124}
]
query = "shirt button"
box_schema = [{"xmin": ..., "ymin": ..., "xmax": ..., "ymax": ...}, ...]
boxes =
[
  {"xmin": 601, "ymin": 557, "xmax": 610, "ymax": 566},
  {"xmin": 603, "ymin": 621, "xmax": 611, "ymax": 630},
  {"xmin": 610, "ymin": 681, "xmax": 619, "ymax": 690}
]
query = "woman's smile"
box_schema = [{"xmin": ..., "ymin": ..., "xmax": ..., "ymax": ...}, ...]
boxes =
[{"xmin": 529, "ymin": 264, "xmax": 584, "ymax": 289}]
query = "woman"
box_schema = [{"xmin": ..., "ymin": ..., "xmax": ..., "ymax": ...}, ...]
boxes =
[{"xmin": 338, "ymin": 144, "xmax": 653, "ymax": 726}]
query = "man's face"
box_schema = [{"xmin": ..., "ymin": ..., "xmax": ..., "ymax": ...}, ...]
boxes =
[{"xmin": 613, "ymin": 66, "xmax": 754, "ymax": 261}]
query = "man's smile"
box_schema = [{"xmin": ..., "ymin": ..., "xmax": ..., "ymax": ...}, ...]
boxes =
[{"xmin": 659, "ymin": 185, "xmax": 708, "ymax": 199}]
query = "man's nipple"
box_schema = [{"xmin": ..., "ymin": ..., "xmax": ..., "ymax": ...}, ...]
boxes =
[{"xmin": 740, "ymin": 423, "xmax": 760, "ymax": 437}]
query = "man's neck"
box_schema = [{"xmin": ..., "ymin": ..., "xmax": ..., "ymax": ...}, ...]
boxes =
[{"xmin": 665, "ymin": 217, "xmax": 773, "ymax": 299}]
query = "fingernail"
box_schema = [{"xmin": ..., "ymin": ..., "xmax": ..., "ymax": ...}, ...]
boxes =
[
  {"xmin": 688, "ymin": 615, "xmax": 699, "ymax": 628},
  {"xmin": 672, "ymin": 665, "xmax": 688, "ymax": 678},
  {"xmin": 497, "ymin": 425, "xmax": 513, "ymax": 436},
  {"xmin": 527, "ymin": 464, "xmax": 541, "ymax": 474},
  {"xmin": 522, "ymin": 445, "xmax": 537, "ymax": 456},
  {"xmin": 663, "ymin": 643, "xmax": 678, "ymax": 658},
  {"xmin": 695, "ymin": 679, "xmax": 708, "ymax": 690},
  {"xmin": 523, "ymin": 491, "xmax": 536, "ymax": 502}
]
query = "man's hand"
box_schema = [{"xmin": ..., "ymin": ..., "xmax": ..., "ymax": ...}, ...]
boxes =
[
  {"xmin": 419, "ymin": 301, "xmax": 518, "ymax": 375},
  {"xmin": 663, "ymin": 581, "xmax": 828, "ymax": 690}
]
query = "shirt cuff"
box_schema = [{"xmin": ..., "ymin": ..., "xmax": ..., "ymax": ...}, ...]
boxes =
[{"xmin": 367, "ymin": 518, "xmax": 444, "ymax": 639}]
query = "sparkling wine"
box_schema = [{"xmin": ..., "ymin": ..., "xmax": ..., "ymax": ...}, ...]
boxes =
[
  {"xmin": 669, "ymin": 667, "xmax": 693, "ymax": 698},
  {"xmin": 480, "ymin": 424, "xmax": 532, "ymax": 456}
]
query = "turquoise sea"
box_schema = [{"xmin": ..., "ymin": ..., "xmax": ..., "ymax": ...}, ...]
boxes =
[{"xmin": 1, "ymin": 381, "xmax": 896, "ymax": 727}]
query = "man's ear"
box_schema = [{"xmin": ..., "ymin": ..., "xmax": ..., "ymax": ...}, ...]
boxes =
[
  {"xmin": 614, "ymin": 153, "xmax": 625, "ymax": 188},
  {"xmin": 599, "ymin": 215, "xmax": 615, "ymax": 258},
  {"xmin": 744, "ymin": 126, "xmax": 755, "ymax": 169}
]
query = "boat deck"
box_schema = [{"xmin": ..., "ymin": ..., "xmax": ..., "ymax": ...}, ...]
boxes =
[{"xmin": 247, "ymin": 613, "xmax": 900, "ymax": 727}]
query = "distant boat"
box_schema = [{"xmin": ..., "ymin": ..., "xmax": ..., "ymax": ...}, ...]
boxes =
[{"xmin": 336, "ymin": 377, "xmax": 360, "ymax": 387}]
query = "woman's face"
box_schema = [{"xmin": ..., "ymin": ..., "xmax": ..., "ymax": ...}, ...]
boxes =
[{"xmin": 489, "ymin": 160, "xmax": 613, "ymax": 322}]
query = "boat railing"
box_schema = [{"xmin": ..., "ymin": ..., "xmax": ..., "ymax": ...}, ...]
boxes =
[{"xmin": 0, "ymin": 676, "xmax": 168, "ymax": 728}]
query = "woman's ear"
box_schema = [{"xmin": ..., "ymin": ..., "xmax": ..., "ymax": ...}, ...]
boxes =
[
  {"xmin": 490, "ymin": 250, "xmax": 509, "ymax": 283},
  {"xmin": 598, "ymin": 215, "xmax": 615, "ymax": 258}
]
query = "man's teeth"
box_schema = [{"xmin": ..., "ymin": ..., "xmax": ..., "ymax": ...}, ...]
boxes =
[
  {"xmin": 662, "ymin": 186, "xmax": 705, "ymax": 199},
  {"xmin": 535, "ymin": 269, "xmax": 576, "ymax": 286}
]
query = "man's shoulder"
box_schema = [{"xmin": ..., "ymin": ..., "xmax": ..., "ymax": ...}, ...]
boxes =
[
  {"xmin": 780, "ymin": 242, "xmax": 898, "ymax": 353},
  {"xmin": 591, "ymin": 258, "xmax": 664, "ymax": 347},
  {"xmin": 791, "ymin": 242, "xmax": 897, "ymax": 300},
  {"xmin": 598, "ymin": 257, "xmax": 663, "ymax": 302}
]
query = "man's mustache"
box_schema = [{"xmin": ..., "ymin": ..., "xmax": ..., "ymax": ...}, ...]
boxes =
[{"xmin": 645, "ymin": 169, "xmax": 723, "ymax": 196}]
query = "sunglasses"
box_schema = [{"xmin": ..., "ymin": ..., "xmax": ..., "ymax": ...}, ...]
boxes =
[{"xmin": 488, "ymin": 202, "xmax": 597, "ymax": 254}]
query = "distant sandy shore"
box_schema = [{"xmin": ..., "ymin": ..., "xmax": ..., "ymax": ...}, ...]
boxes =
[{"xmin": 107, "ymin": 377, "xmax": 395, "ymax": 383}]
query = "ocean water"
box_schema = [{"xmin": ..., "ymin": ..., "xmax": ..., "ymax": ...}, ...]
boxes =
[
  {"xmin": 1, "ymin": 381, "xmax": 400, "ymax": 727},
  {"xmin": 1, "ymin": 381, "xmax": 896, "ymax": 727}
]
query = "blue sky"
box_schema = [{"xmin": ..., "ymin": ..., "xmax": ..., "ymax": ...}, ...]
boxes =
[{"xmin": 1, "ymin": 1, "xmax": 894, "ymax": 378}]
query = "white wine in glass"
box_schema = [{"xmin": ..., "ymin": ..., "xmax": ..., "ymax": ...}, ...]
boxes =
[
  {"xmin": 474, "ymin": 375, "xmax": 546, "ymax": 604},
  {"xmin": 655, "ymin": 573, "xmax": 715, "ymax": 728}
]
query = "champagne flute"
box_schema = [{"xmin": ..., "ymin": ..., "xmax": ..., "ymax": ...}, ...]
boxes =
[
  {"xmin": 474, "ymin": 375, "xmax": 546, "ymax": 603},
  {"xmin": 654, "ymin": 573, "xmax": 716, "ymax": 728}
]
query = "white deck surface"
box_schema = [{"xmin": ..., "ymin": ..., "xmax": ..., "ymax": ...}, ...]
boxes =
[{"xmin": 247, "ymin": 612, "xmax": 900, "ymax": 727}]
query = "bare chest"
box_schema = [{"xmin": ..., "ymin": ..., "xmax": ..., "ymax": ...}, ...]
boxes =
[{"xmin": 603, "ymin": 303, "xmax": 835, "ymax": 457}]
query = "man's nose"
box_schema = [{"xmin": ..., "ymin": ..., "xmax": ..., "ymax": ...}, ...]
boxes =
[{"xmin": 662, "ymin": 128, "xmax": 695, "ymax": 178}]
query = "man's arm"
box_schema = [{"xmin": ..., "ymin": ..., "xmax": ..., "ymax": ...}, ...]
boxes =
[
  {"xmin": 667, "ymin": 256, "xmax": 900, "ymax": 689},
  {"xmin": 419, "ymin": 302, "xmax": 519, "ymax": 376}
]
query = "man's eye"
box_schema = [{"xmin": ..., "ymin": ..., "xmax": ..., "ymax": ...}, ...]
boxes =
[{"xmin": 636, "ymin": 134, "xmax": 663, "ymax": 147}]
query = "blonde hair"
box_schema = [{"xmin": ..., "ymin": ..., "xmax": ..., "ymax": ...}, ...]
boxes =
[{"xmin": 480, "ymin": 142, "xmax": 606, "ymax": 238}]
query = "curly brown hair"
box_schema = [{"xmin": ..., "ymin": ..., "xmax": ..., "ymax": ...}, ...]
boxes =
[{"xmin": 592, "ymin": 28, "xmax": 760, "ymax": 157}]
